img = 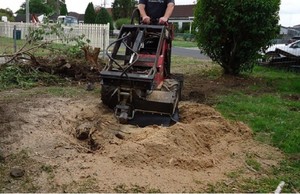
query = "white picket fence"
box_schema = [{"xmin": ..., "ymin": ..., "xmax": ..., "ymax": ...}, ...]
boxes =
[{"xmin": 0, "ymin": 22, "xmax": 110, "ymax": 50}]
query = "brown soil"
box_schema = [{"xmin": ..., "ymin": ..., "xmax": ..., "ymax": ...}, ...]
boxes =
[
  {"xmin": 0, "ymin": 56, "xmax": 284, "ymax": 192},
  {"xmin": 0, "ymin": 82, "xmax": 283, "ymax": 192}
]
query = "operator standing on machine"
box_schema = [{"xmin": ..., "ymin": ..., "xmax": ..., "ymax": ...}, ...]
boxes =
[{"xmin": 138, "ymin": 0, "xmax": 175, "ymax": 25}]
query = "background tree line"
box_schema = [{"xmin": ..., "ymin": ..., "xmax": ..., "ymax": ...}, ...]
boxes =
[
  {"xmin": 15, "ymin": 0, "xmax": 67, "ymax": 16},
  {"xmin": 84, "ymin": 0, "xmax": 137, "ymax": 30},
  {"xmin": 1, "ymin": 0, "xmax": 137, "ymax": 31},
  {"xmin": 1, "ymin": 0, "xmax": 280, "ymax": 75},
  {"xmin": 0, "ymin": 8, "xmax": 15, "ymax": 22}
]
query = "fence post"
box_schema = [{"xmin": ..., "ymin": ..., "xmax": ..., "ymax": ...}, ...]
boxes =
[
  {"xmin": 13, "ymin": 25, "xmax": 17, "ymax": 53},
  {"xmin": 102, "ymin": 26, "xmax": 106, "ymax": 59},
  {"xmin": 102, "ymin": 22, "xmax": 110, "ymax": 59}
]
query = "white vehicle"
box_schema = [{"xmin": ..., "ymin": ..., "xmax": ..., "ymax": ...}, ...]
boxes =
[
  {"xmin": 1, "ymin": 16, "xmax": 8, "ymax": 22},
  {"xmin": 57, "ymin": 15, "xmax": 78, "ymax": 26},
  {"xmin": 265, "ymin": 40, "xmax": 300, "ymax": 57},
  {"xmin": 57, "ymin": 15, "xmax": 66, "ymax": 23}
]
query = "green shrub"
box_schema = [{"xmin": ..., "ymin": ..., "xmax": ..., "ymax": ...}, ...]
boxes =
[
  {"xmin": 183, "ymin": 33, "xmax": 195, "ymax": 41},
  {"xmin": 194, "ymin": 0, "xmax": 280, "ymax": 75},
  {"xmin": 115, "ymin": 18, "xmax": 131, "ymax": 30}
]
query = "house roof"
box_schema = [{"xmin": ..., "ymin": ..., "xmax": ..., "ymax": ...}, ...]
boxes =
[
  {"xmin": 15, "ymin": 13, "xmax": 45, "ymax": 23},
  {"xmin": 106, "ymin": 8, "xmax": 112, "ymax": 16},
  {"xmin": 68, "ymin": 12, "xmax": 84, "ymax": 21},
  {"xmin": 15, "ymin": 14, "xmax": 26, "ymax": 22},
  {"xmin": 171, "ymin": 4, "xmax": 195, "ymax": 19}
]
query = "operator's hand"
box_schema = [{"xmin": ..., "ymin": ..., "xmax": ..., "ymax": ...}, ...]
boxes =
[
  {"xmin": 159, "ymin": 17, "xmax": 168, "ymax": 24},
  {"xmin": 142, "ymin": 16, "xmax": 151, "ymax": 24}
]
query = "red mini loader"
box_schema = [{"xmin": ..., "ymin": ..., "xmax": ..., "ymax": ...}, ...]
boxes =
[{"xmin": 100, "ymin": 11, "xmax": 183, "ymax": 126}]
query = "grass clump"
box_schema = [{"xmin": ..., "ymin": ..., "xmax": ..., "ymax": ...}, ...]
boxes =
[{"xmin": 114, "ymin": 184, "xmax": 161, "ymax": 193}]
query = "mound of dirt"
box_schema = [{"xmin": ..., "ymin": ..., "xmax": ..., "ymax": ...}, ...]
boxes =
[
  {"xmin": 0, "ymin": 95, "xmax": 283, "ymax": 192},
  {"xmin": 105, "ymin": 102, "xmax": 253, "ymax": 171}
]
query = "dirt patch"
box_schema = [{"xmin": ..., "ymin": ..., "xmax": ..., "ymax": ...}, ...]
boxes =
[
  {"xmin": 0, "ymin": 93, "xmax": 283, "ymax": 192},
  {"xmin": 182, "ymin": 74, "xmax": 268, "ymax": 104}
]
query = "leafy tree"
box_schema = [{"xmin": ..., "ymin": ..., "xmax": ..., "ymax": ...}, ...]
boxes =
[
  {"xmin": 112, "ymin": 0, "xmax": 137, "ymax": 20},
  {"xmin": 16, "ymin": 0, "xmax": 52, "ymax": 15},
  {"xmin": 95, "ymin": 7, "xmax": 113, "ymax": 31},
  {"xmin": 84, "ymin": 2, "xmax": 96, "ymax": 24},
  {"xmin": 15, "ymin": 2, "xmax": 29, "ymax": 14},
  {"xmin": 194, "ymin": 0, "xmax": 280, "ymax": 75},
  {"xmin": 16, "ymin": 0, "xmax": 65, "ymax": 15},
  {"xmin": 46, "ymin": 0, "xmax": 65, "ymax": 15},
  {"xmin": 60, "ymin": 3, "xmax": 68, "ymax": 15},
  {"xmin": 30, "ymin": 0, "xmax": 52, "ymax": 15},
  {"xmin": 0, "ymin": 8, "xmax": 15, "ymax": 21}
]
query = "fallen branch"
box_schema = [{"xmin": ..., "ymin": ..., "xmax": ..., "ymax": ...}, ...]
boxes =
[
  {"xmin": 244, "ymin": 161, "xmax": 258, "ymax": 173},
  {"xmin": 0, "ymin": 41, "xmax": 52, "ymax": 66}
]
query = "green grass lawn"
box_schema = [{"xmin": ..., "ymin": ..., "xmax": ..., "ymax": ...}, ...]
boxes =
[
  {"xmin": 216, "ymin": 66, "xmax": 300, "ymax": 153},
  {"xmin": 0, "ymin": 36, "xmax": 26, "ymax": 54},
  {"xmin": 0, "ymin": 36, "xmax": 53, "ymax": 57},
  {"xmin": 213, "ymin": 66, "xmax": 300, "ymax": 192},
  {"xmin": 172, "ymin": 39, "xmax": 198, "ymax": 48}
]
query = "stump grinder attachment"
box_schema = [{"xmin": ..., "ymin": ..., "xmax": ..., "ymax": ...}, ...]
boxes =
[{"xmin": 100, "ymin": 13, "xmax": 183, "ymax": 126}]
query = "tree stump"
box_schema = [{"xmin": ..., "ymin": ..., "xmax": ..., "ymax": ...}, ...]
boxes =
[{"xmin": 81, "ymin": 46, "xmax": 101, "ymax": 66}]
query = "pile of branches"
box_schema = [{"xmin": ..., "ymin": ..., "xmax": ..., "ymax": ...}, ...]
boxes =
[{"xmin": 0, "ymin": 23, "xmax": 106, "ymax": 83}]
